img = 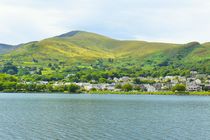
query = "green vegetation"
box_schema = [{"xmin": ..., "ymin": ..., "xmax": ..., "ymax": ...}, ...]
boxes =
[
  {"xmin": 0, "ymin": 31, "xmax": 209, "ymax": 79},
  {"xmin": 122, "ymin": 83, "xmax": 133, "ymax": 91},
  {"xmin": 67, "ymin": 84, "xmax": 81, "ymax": 93},
  {"xmin": 172, "ymin": 84, "xmax": 186, "ymax": 92},
  {"xmin": 0, "ymin": 31, "xmax": 209, "ymax": 95},
  {"xmin": 0, "ymin": 74, "xmax": 82, "ymax": 93},
  {"xmin": 0, "ymin": 73, "xmax": 209, "ymax": 95}
]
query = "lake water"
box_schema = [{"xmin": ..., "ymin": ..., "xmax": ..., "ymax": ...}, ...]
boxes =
[{"xmin": 0, "ymin": 93, "xmax": 210, "ymax": 140}]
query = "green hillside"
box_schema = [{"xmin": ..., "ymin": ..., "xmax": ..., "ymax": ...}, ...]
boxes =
[
  {"xmin": 1, "ymin": 31, "xmax": 182, "ymax": 63},
  {"xmin": 0, "ymin": 31, "xmax": 209, "ymax": 78}
]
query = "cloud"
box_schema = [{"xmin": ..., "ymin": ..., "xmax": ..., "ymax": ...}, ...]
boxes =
[
  {"xmin": 0, "ymin": 0, "xmax": 210, "ymax": 44},
  {"xmin": 0, "ymin": 0, "xmax": 102, "ymax": 44}
]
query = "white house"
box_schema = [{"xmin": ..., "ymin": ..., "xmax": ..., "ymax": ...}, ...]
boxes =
[{"xmin": 144, "ymin": 84, "xmax": 157, "ymax": 92}]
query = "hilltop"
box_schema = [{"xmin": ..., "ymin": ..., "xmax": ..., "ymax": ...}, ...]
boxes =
[{"xmin": 0, "ymin": 31, "xmax": 209, "ymax": 79}]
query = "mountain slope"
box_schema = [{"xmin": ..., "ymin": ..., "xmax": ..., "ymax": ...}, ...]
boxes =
[
  {"xmin": 0, "ymin": 43, "xmax": 18, "ymax": 54},
  {"xmin": 0, "ymin": 31, "xmax": 209, "ymax": 74},
  {"xmin": 2, "ymin": 31, "xmax": 181, "ymax": 61}
]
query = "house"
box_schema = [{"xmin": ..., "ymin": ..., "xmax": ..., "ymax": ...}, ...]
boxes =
[
  {"xmin": 195, "ymin": 79, "xmax": 202, "ymax": 85},
  {"xmin": 83, "ymin": 84, "xmax": 94, "ymax": 91},
  {"xmin": 105, "ymin": 84, "xmax": 116, "ymax": 91},
  {"xmin": 187, "ymin": 84, "xmax": 202, "ymax": 91},
  {"xmin": 119, "ymin": 76, "xmax": 130, "ymax": 82},
  {"xmin": 165, "ymin": 76, "xmax": 175, "ymax": 80},
  {"xmin": 83, "ymin": 84, "xmax": 110, "ymax": 91},
  {"xmin": 161, "ymin": 84, "xmax": 171, "ymax": 91},
  {"xmin": 186, "ymin": 78, "xmax": 202, "ymax": 91},
  {"xmin": 113, "ymin": 77, "xmax": 119, "ymax": 83},
  {"xmin": 38, "ymin": 81, "xmax": 49, "ymax": 85},
  {"xmin": 187, "ymin": 78, "xmax": 196, "ymax": 83},
  {"xmin": 53, "ymin": 82, "xmax": 64, "ymax": 86},
  {"xmin": 190, "ymin": 71, "xmax": 198, "ymax": 76},
  {"xmin": 153, "ymin": 83, "xmax": 162, "ymax": 91},
  {"xmin": 178, "ymin": 76, "xmax": 187, "ymax": 82},
  {"xmin": 66, "ymin": 74, "xmax": 75, "ymax": 78},
  {"xmin": 144, "ymin": 84, "xmax": 157, "ymax": 92},
  {"xmin": 139, "ymin": 85, "xmax": 147, "ymax": 92}
]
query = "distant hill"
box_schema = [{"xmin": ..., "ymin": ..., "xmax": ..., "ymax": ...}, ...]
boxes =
[
  {"xmin": 0, "ymin": 31, "xmax": 182, "ymax": 61},
  {"xmin": 0, "ymin": 31, "xmax": 209, "ymax": 74},
  {"xmin": 0, "ymin": 43, "xmax": 18, "ymax": 54}
]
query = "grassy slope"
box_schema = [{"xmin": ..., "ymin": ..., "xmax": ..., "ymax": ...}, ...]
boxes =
[
  {"xmin": 185, "ymin": 42, "xmax": 210, "ymax": 62},
  {"xmin": 180, "ymin": 42, "xmax": 210, "ymax": 72},
  {"xmin": 0, "ymin": 31, "xmax": 209, "ymax": 71}
]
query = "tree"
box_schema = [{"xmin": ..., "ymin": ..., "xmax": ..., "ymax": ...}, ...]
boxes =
[
  {"xmin": 26, "ymin": 83, "xmax": 37, "ymax": 91},
  {"xmin": 172, "ymin": 84, "xmax": 186, "ymax": 92},
  {"xmin": 133, "ymin": 78, "xmax": 141, "ymax": 84},
  {"xmin": 18, "ymin": 68, "xmax": 30, "ymax": 75},
  {"xmin": 133, "ymin": 86, "xmax": 141, "ymax": 91},
  {"xmin": 53, "ymin": 85, "xmax": 65, "ymax": 92},
  {"xmin": 46, "ymin": 84, "xmax": 53, "ymax": 92},
  {"xmin": 67, "ymin": 84, "xmax": 80, "ymax": 93},
  {"xmin": 108, "ymin": 58, "xmax": 114, "ymax": 63},
  {"xmin": 99, "ymin": 78, "xmax": 107, "ymax": 83},
  {"xmin": 2, "ymin": 62, "xmax": 18, "ymax": 75},
  {"xmin": 2, "ymin": 82, "xmax": 17, "ymax": 91},
  {"xmin": 115, "ymin": 84, "xmax": 122, "ymax": 89},
  {"xmin": 48, "ymin": 63, "xmax": 52, "ymax": 67},
  {"xmin": 203, "ymin": 86, "xmax": 210, "ymax": 91},
  {"xmin": 36, "ymin": 84, "xmax": 46, "ymax": 92},
  {"xmin": 122, "ymin": 83, "xmax": 133, "ymax": 91},
  {"xmin": 16, "ymin": 83, "xmax": 27, "ymax": 92},
  {"xmin": 32, "ymin": 58, "xmax": 38, "ymax": 63}
]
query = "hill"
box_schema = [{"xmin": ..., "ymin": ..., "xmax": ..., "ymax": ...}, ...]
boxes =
[
  {"xmin": 0, "ymin": 31, "xmax": 209, "ymax": 78},
  {"xmin": 1, "ymin": 31, "xmax": 183, "ymax": 63},
  {"xmin": 0, "ymin": 43, "xmax": 18, "ymax": 54}
]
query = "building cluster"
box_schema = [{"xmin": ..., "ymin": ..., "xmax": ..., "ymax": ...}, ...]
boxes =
[{"xmin": 32, "ymin": 71, "xmax": 210, "ymax": 92}]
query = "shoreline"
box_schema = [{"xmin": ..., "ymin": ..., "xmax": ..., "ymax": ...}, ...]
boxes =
[
  {"xmin": 0, "ymin": 91, "xmax": 210, "ymax": 96},
  {"xmin": 87, "ymin": 91, "xmax": 210, "ymax": 96}
]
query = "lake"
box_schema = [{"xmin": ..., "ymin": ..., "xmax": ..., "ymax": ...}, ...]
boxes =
[{"xmin": 0, "ymin": 93, "xmax": 210, "ymax": 140}]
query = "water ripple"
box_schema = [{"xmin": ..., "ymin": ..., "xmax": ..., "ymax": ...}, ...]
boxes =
[{"xmin": 0, "ymin": 94, "xmax": 210, "ymax": 140}]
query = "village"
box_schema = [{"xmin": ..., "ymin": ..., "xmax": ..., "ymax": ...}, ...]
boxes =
[{"xmin": 34, "ymin": 71, "xmax": 210, "ymax": 92}]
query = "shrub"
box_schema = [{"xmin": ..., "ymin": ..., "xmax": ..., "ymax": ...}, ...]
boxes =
[
  {"xmin": 122, "ymin": 83, "xmax": 133, "ymax": 91},
  {"xmin": 172, "ymin": 84, "xmax": 186, "ymax": 92},
  {"xmin": 67, "ymin": 84, "xmax": 80, "ymax": 93}
]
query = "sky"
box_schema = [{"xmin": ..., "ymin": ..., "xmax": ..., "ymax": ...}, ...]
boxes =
[{"xmin": 1, "ymin": 0, "xmax": 210, "ymax": 45}]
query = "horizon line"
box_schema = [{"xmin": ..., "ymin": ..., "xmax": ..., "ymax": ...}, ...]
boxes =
[{"xmin": 1, "ymin": 30, "xmax": 209, "ymax": 46}]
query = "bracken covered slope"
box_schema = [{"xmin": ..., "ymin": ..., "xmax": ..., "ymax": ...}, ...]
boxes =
[{"xmin": 0, "ymin": 31, "xmax": 209, "ymax": 73}]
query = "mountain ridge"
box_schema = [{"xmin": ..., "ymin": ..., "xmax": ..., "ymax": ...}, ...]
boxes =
[
  {"xmin": 0, "ymin": 30, "xmax": 209, "ymax": 74},
  {"xmin": 0, "ymin": 30, "xmax": 206, "ymax": 48},
  {"xmin": 0, "ymin": 43, "xmax": 19, "ymax": 54}
]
